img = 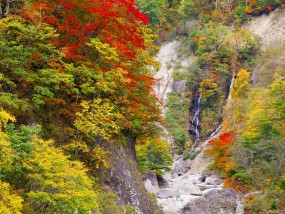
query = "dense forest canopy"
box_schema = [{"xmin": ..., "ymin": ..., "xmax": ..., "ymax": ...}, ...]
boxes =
[{"xmin": 0, "ymin": 0, "xmax": 165, "ymax": 212}]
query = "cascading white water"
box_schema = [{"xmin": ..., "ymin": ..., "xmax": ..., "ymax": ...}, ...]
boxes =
[
  {"xmin": 227, "ymin": 71, "xmax": 236, "ymax": 102},
  {"xmin": 190, "ymin": 82, "xmax": 202, "ymax": 151},
  {"xmin": 208, "ymin": 124, "xmax": 222, "ymax": 141}
]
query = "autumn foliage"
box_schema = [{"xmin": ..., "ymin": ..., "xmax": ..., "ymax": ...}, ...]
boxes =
[
  {"xmin": 0, "ymin": 0, "xmax": 162, "ymax": 212},
  {"xmin": 206, "ymin": 133, "xmax": 235, "ymax": 172}
]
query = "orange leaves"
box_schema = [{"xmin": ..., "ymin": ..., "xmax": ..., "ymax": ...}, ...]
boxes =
[
  {"xmin": 208, "ymin": 133, "xmax": 235, "ymax": 149},
  {"xmin": 60, "ymin": 46, "xmax": 87, "ymax": 60},
  {"xmin": 14, "ymin": 0, "xmax": 160, "ymax": 141},
  {"xmin": 206, "ymin": 133, "xmax": 235, "ymax": 173},
  {"xmin": 220, "ymin": 133, "xmax": 235, "ymax": 143},
  {"xmin": 224, "ymin": 176, "xmax": 246, "ymax": 192}
]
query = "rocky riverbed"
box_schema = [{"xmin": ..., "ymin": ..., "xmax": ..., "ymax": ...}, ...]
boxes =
[{"xmin": 145, "ymin": 140, "xmax": 243, "ymax": 214}]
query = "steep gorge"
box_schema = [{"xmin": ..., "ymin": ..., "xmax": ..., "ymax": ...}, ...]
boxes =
[
  {"xmin": 148, "ymin": 6, "xmax": 285, "ymax": 213},
  {"xmin": 148, "ymin": 38, "xmax": 241, "ymax": 213}
]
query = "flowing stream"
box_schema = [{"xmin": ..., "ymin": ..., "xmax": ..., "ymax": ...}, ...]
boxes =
[
  {"xmin": 146, "ymin": 41, "xmax": 242, "ymax": 214},
  {"xmin": 190, "ymin": 82, "xmax": 202, "ymax": 151}
]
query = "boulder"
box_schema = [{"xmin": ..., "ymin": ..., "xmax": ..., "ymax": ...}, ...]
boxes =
[
  {"xmin": 181, "ymin": 196, "xmax": 210, "ymax": 214},
  {"xmin": 172, "ymin": 158, "xmax": 192, "ymax": 176},
  {"xmin": 144, "ymin": 179, "xmax": 159, "ymax": 194},
  {"xmin": 203, "ymin": 188, "xmax": 237, "ymax": 214},
  {"xmin": 205, "ymin": 175, "xmax": 223, "ymax": 186},
  {"xmin": 178, "ymin": 183, "xmax": 201, "ymax": 195},
  {"xmin": 159, "ymin": 198, "xmax": 180, "ymax": 213},
  {"xmin": 143, "ymin": 170, "xmax": 159, "ymax": 188}
]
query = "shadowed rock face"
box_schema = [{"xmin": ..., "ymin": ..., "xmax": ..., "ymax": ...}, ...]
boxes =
[{"xmin": 104, "ymin": 138, "xmax": 161, "ymax": 213}]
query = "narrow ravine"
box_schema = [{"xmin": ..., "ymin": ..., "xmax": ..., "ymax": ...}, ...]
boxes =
[{"xmin": 147, "ymin": 41, "xmax": 242, "ymax": 214}]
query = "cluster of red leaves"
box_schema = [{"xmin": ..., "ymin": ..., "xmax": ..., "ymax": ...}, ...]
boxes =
[
  {"xmin": 206, "ymin": 133, "xmax": 235, "ymax": 173},
  {"xmin": 21, "ymin": 0, "xmax": 148, "ymax": 61},
  {"xmin": 208, "ymin": 133, "xmax": 235, "ymax": 149}
]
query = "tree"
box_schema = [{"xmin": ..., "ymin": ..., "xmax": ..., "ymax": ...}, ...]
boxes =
[
  {"xmin": 136, "ymin": 0, "xmax": 167, "ymax": 26},
  {"xmin": 24, "ymin": 138, "xmax": 98, "ymax": 213},
  {"xmin": 0, "ymin": 181, "xmax": 23, "ymax": 214},
  {"xmin": 136, "ymin": 138, "xmax": 173, "ymax": 176}
]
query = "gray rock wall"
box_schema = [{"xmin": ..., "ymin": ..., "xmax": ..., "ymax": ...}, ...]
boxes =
[{"xmin": 105, "ymin": 138, "xmax": 162, "ymax": 213}]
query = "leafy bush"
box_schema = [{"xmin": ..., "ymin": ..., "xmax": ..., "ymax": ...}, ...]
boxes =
[
  {"xmin": 136, "ymin": 138, "xmax": 173, "ymax": 176},
  {"xmin": 183, "ymin": 152, "xmax": 196, "ymax": 160}
]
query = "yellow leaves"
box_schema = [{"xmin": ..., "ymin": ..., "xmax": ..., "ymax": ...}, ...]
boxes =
[
  {"xmin": 63, "ymin": 140, "xmax": 90, "ymax": 153},
  {"xmin": 222, "ymin": 69, "xmax": 250, "ymax": 133},
  {"xmin": 0, "ymin": 181, "xmax": 23, "ymax": 214},
  {"xmin": 0, "ymin": 132, "xmax": 13, "ymax": 171},
  {"xmin": 223, "ymin": 30, "xmax": 257, "ymax": 54},
  {"xmin": 200, "ymin": 78, "xmax": 219, "ymax": 97},
  {"xmin": 75, "ymin": 98, "xmax": 124, "ymax": 141},
  {"xmin": 0, "ymin": 109, "xmax": 14, "ymax": 170},
  {"xmin": 242, "ymin": 88, "xmax": 268, "ymax": 141},
  {"xmin": 63, "ymin": 141, "xmax": 110, "ymax": 169},
  {"xmin": 0, "ymin": 108, "xmax": 15, "ymax": 130},
  {"xmin": 25, "ymin": 138, "xmax": 98, "ymax": 212},
  {"xmin": 90, "ymin": 146, "xmax": 110, "ymax": 169},
  {"xmin": 87, "ymin": 38, "xmax": 119, "ymax": 64},
  {"xmin": 232, "ymin": 69, "xmax": 250, "ymax": 99}
]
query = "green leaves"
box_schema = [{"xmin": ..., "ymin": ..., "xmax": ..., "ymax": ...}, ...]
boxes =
[{"xmin": 136, "ymin": 138, "xmax": 173, "ymax": 176}]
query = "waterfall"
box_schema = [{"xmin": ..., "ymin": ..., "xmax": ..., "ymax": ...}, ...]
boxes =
[
  {"xmin": 207, "ymin": 71, "xmax": 236, "ymax": 140},
  {"xmin": 208, "ymin": 124, "xmax": 222, "ymax": 141},
  {"xmin": 189, "ymin": 82, "xmax": 202, "ymax": 151},
  {"xmin": 227, "ymin": 71, "xmax": 236, "ymax": 102}
]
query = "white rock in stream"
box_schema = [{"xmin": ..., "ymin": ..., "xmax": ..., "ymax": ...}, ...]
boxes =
[{"xmin": 171, "ymin": 158, "xmax": 191, "ymax": 176}]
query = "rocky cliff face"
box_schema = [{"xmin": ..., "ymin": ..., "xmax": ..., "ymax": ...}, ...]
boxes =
[
  {"xmin": 103, "ymin": 138, "xmax": 162, "ymax": 213},
  {"xmin": 245, "ymin": 8, "xmax": 285, "ymax": 50}
]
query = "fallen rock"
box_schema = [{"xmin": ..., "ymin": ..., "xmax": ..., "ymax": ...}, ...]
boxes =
[
  {"xmin": 171, "ymin": 158, "xmax": 191, "ymax": 176},
  {"xmin": 181, "ymin": 196, "xmax": 210, "ymax": 214},
  {"xmin": 205, "ymin": 175, "xmax": 223, "ymax": 186},
  {"xmin": 178, "ymin": 183, "xmax": 201, "ymax": 195},
  {"xmin": 143, "ymin": 170, "xmax": 159, "ymax": 188},
  {"xmin": 159, "ymin": 198, "xmax": 180, "ymax": 213},
  {"xmin": 203, "ymin": 188, "xmax": 237, "ymax": 214},
  {"xmin": 144, "ymin": 179, "xmax": 159, "ymax": 194}
]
